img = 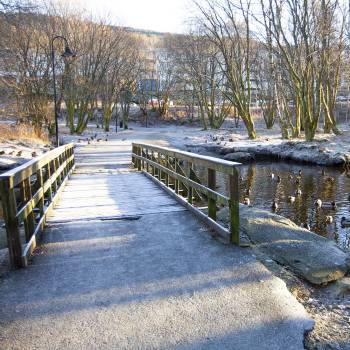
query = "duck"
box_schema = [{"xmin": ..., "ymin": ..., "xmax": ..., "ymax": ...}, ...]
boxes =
[
  {"xmin": 272, "ymin": 201, "xmax": 278, "ymax": 211},
  {"xmin": 322, "ymin": 201, "xmax": 337, "ymax": 210},
  {"xmin": 325, "ymin": 215, "xmax": 333, "ymax": 224},
  {"xmin": 31, "ymin": 151, "xmax": 37, "ymax": 157},
  {"xmin": 288, "ymin": 196, "xmax": 296, "ymax": 203},
  {"xmin": 298, "ymin": 170, "xmax": 302, "ymax": 176},
  {"xmin": 314, "ymin": 199, "xmax": 322, "ymax": 208},
  {"xmin": 295, "ymin": 189, "xmax": 302, "ymax": 196},
  {"xmin": 301, "ymin": 222, "xmax": 311, "ymax": 230},
  {"xmin": 16, "ymin": 150, "xmax": 22, "ymax": 157},
  {"xmin": 245, "ymin": 188, "xmax": 251, "ymax": 196},
  {"xmin": 243, "ymin": 198, "xmax": 251, "ymax": 206},
  {"xmin": 341, "ymin": 217, "xmax": 350, "ymax": 227}
]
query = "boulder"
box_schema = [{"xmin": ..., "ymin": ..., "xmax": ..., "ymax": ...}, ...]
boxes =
[
  {"xmin": 223, "ymin": 152, "xmax": 255, "ymax": 162},
  {"xmin": 217, "ymin": 206, "xmax": 349, "ymax": 285}
]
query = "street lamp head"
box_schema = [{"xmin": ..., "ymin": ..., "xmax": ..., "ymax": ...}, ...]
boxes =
[{"xmin": 61, "ymin": 45, "xmax": 76, "ymax": 58}]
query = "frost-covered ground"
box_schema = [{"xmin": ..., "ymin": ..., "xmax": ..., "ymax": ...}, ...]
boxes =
[
  {"xmin": 1, "ymin": 119, "xmax": 350, "ymax": 349},
  {"xmin": 60, "ymin": 118, "xmax": 350, "ymax": 166}
]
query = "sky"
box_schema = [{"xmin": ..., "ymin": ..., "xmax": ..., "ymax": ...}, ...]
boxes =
[{"xmin": 57, "ymin": 0, "xmax": 195, "ymax": 33}]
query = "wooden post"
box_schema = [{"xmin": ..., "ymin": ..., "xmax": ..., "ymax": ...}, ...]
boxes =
[
  {"xmin": 187, "ymin": 162, "xmax": 193, "ymax": 204},
  {"xmin": 20, "ymin": 178, "xmax": 35, "ymax": 243},
  {"xmin": 158, "ymin": 152, "xmax": 162, "ymax": 182},
  {"xmin": 229, "ymin": 170, "xmax": 240, "ymax": 245},
  {"xmin": 141, "ymin": 147, "xmax": 145, "ymax": 169},
  {"xmin": 51, "ymin": 160, "xmax": 57, "ymax": 194},
  {"xmin": 46, "ymin": 163, "xmax": 53, "ymax": 202},
  {"xmin": 137, "ymin": 146, "xmax": 141, "ymax": 171},
  {"xmin": 175, "ymin": 159, "xmax": 179, "ymax": 194},
  {"xmin": 132, "ymin": 144, "xmax": 136, "ymax": 167},
  {"xmin": 37, "ymin": 168, "xmax": 44, "ymax": 217},
  {"xmin": 151, "ymin": 151, "xmax": 155, "ymax": 176},
  {"xmin": 0, "ymin": 181, "xmax": 23, "ymax": 268},
  {"xmin": 208, "ymin": 168, "xmax": 216, "ymax": 221},
  {"xmin": 165, "ymin": 155, "xmax": 169, "ymax": 187},
  {"xmin": 146, "ymin": 149, "xmax": 149, "ymax": 172}
]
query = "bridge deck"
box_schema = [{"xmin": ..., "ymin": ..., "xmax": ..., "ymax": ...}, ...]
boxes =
[{"xmin": 0, "ymin": 138, "xmax": 312, "ymax": 349}]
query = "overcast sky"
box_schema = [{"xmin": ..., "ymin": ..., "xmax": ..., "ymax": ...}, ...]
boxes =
[{"xmin": 58, "ymin": 0, "xmax": 195, "ymax": 33}]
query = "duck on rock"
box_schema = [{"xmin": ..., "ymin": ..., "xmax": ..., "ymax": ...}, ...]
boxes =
[
  {"xmin": 314, "ymin": 199, "xmax": 322, "ymax": 208},
  {"xmin": 272, "ymin": 201, "xmax": 278, "ymax": 211}
]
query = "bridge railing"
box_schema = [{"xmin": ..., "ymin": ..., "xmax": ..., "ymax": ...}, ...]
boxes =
[
  {"xmin": 132, "ymin": 143, "xmax": 241, "ymax": 244},
  {"xmin": 0, "ymin": 143, "xmax": 75, "ymax": 268}
]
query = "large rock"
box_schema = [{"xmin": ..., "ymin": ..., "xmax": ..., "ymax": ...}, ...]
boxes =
[
  {"xmin": 217, "ymin": 206, "xmax": 349, "ymax": 284},
  {"xmin": 223, "ymin": 151, "xmax": 255, "ymax": 162}
]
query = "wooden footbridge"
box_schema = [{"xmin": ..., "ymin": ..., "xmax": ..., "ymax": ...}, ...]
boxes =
[
  {"xmin": 0, "ymin": 141, "xmax": 240, "ymax": 269},
  {"xmin": 0, "ymin": 139, "xmax": 312, "ymax": 350}
]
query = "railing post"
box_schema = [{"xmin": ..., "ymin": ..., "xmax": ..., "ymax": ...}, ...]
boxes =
[
  {"xmin": 229, "ymin": 169, "xmax": 240, "ymax": 245},
  {"xmin": 146, "ymin": 149, "xmax": 149, "ymax": 172},
  {"xmin": 151, "ymin": 151, "xmax": 155, "ymax": 176},
  {"xmin": 187, "ymin": 162, "xmax": 193, "ymax": 204},
  {"xmin": 137, "ymin": 146, "xmax": 141, "ymax": 171},
  {"xmin": 46, "ymin": 163, "xmax": 53, "ymax": 202},
  {"xmin": 36, "ymin": 168, "xmax": 45, "ymax": 217},
  {"xmin": 175, "ymin": 159, "xmax": 179, "ymax": 194},
  {"xmin": 208, "ymin": 168, "xmax": 216, "ymax": 221},
  {"xmin": 20, "ymin": 178, "xmax": 35, "ymax": 243},
  {"xmin": 0, "ymin": 180, "xmax": 23, "ymax": 268},
  {"xmin": 165, "ymin": 155, "xmax": 169, "ymax": 187},
  {"xmin": 141, "ymin": 147, "xmax": 145, "ymax": 169},
  {"xmin": 132, "ymin": 144, "xmax": 136, "ymax": 168},
  {"xmin": 158, "ymin": 152, "xmax": 162, "ymax": 182}
]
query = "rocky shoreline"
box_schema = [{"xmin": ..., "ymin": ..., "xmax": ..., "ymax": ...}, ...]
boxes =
[{"xmin": 187, "ymin": 139, "xmax": 350, "ymax": 166}]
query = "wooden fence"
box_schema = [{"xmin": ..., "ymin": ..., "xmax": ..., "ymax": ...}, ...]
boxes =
[
  {"xmin": 0, "ymin": 144, "xmax": 75, "ymax": 268},
  {"xmin": 132, "ymin": 143, "xmax": 241, "ymax": 244}
]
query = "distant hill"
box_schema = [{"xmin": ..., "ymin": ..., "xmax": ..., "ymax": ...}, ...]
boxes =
[{"xmin": 122, "ymin": 27, "xmax": 167, "ymax": 37}]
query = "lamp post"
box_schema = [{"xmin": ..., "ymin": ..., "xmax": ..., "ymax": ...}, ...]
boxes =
[{"xmin": 51, "ymin": 35, "xmax": 76, "ymax": 147}]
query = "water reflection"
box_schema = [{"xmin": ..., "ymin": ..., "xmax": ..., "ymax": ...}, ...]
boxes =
[{"xmin": 194, "ymin": 161, "xmax": 350, "ymax": 249}]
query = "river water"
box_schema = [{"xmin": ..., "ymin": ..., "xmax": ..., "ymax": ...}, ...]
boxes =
[{"xmin": 194, "ymin": 160, "xmax": 350, "ymax": 250}]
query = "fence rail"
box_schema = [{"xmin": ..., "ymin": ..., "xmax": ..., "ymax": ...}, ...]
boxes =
[
  {"xmin": 0, "ymin": 143, "xmax": 75, "ymax": 268},
  {"xmin": 132, "ymin": 143, "xmax": 241, "ymax": 244}
]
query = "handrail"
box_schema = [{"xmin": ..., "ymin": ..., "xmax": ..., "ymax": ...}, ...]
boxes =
[
  {"xmin": 132, "ymin": 143, "xmax": 240, "ymax": 175},
  {"xmin": 132, "ymin": 143, "xmax": 241, "ymax": 244},
  {"xmin": 0, "ymin": 143, "xmax": 75, "ymax": 268}
]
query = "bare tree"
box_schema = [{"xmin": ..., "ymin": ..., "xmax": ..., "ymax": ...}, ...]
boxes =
[
  {"xmin": 260, "ymin": 0, "xmax": 346, "ymax": 140},
  {"xmin": 195, "ymin": 0, "xmax": 257, "ymax": 138}
]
